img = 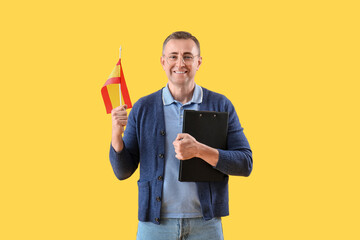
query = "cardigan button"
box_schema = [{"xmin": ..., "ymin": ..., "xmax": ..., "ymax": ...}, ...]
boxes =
[
  {"xmin": 157, "ymin": 176, "xmax": 163, "ymax": 180},
  {"xmin": 155, "ymin": 218, "xmax": 160, "ymax": 223},
  {"xmin": 160, "ymin": 130, "xmax": 165, "ymax": 136},
  {"xmin": 158, "ymin": 154, "xmax": 164, "ymax": 158},
  {"xmin": 156, "ymin": 197, "xmax": 161, "ymax": 202}
]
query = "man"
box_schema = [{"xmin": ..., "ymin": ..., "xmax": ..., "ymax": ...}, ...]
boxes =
[{"xmin": 110, "ymin": 31, "xmax": 252, "ymax": 240}]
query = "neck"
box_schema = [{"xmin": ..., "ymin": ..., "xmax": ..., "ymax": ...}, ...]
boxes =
[{"xmin": 168, "ymin": 81, "xmax": 195, "ymax": 104}]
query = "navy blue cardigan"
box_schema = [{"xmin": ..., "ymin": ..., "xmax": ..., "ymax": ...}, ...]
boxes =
[{"xmin": 109, "ymin": 87, "xmax": 252, "ymax": 225}]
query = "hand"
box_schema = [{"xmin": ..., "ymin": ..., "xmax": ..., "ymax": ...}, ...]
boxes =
[
  {"xmin": 111, "ymin": 105, "xmax": 128, "ymax": 152},
  {"xmin": 173, "ymin": 133, "xmax": 200, "ymax": 160},
  {"xmin": 111, "ymin": 104, "xmax": 128, "ymax": 136}
]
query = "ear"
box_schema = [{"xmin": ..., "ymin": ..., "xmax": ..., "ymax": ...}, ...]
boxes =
[
  {"xmin": 196, "ymin": 56, "xmax": 202, "ymax": 71},
  {"xmin": 160, "ymin": 56, "xmax": 166, "ymax": 70}
]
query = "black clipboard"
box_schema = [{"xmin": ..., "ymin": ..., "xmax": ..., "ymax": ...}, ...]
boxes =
[{"xmin": 178, "ymin": 110, "xmax": 229, "ymax": 182}]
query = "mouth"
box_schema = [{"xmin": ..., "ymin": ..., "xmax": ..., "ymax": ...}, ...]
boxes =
[{"xmin": 173, "ymin": 70, "xmax": 188, "ymax": 74}]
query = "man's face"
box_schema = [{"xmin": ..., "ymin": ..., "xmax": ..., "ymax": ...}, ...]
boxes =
[{"xmin": 161, "ymin": 39, "xmax": 202, "ymax": 87}]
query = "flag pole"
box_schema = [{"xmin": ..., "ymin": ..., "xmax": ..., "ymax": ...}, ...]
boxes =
[{"xmin": 119, "ymin": 46, "xmax": 122, "ymax": 106}]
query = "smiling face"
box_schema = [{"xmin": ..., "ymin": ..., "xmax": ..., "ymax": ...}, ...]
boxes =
[{"xmin": 161, "ymin": 39, "xmax": 202, "ymax": 88}]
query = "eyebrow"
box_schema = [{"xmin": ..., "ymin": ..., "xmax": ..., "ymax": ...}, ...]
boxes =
[{"xmin": 169, "ymin": 52, "xmax": 194, "ymax": 55}]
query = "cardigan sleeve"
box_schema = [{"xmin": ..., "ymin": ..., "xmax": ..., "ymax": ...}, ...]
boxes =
[
  {"xmin": 109, "ymin": 103, "xmax": 140, "ymax": 180},
  {"xmin": 214, "ymin": 98, "xmax": 253, "ymax": 176}
]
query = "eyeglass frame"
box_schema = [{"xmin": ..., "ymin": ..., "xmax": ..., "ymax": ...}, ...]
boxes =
[{"xmin": 163, "ymin": 53, "xmax": 200, "ymax": 66}]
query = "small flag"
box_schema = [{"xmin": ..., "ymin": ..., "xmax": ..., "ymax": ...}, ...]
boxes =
[{"xmin": 101, "ymin": 58, "xmax": 132, "ymax": 114}]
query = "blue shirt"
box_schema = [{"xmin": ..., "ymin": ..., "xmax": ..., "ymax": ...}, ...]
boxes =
[
  {"xmin": 161, "ymin": 84, "xmax": 203, "ymax": 218},
  {"xmin": 109, "ymin": 87, "xmax": 253, "ymax": 225}
]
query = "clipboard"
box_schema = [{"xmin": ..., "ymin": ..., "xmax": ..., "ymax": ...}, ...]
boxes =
[{"xmin": 178, "ymin": 110, "xmax": 229, "ymax": 182}]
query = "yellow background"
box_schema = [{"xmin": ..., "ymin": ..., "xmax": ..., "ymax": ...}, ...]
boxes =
[{"xmin": 1, "ymin": 0, "xmax": 359, "ymax": 239}]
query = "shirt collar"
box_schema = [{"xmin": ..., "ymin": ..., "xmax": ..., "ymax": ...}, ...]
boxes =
[{"xmin": 162, "ymin": 83, "xmax": 203, "ymax": 106}]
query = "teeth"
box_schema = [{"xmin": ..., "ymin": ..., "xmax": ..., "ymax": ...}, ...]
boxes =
[{"xmin": 175, "ymin": 71, "xmax": 186, "ymax": 73}]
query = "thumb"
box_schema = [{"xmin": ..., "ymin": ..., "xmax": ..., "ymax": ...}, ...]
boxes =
[
  {"xmin": 119, "ymin": 104, "xmax": 128, "ymax": 110},
  {"xmin": 175, "ymin": 133, "xmax": 187, "ymax": 141}
]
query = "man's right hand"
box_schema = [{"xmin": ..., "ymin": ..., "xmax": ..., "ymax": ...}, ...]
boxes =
[{"xmin": 111, "ymin": 105, "xmax": 128, "ymax": 152}]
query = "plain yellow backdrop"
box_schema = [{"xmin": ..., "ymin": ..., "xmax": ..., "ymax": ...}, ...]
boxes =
[{"xmin": 1, "ymin": 0, "xmax": 359, "ymax": 239}]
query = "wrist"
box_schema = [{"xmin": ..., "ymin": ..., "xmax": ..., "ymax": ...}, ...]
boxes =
[
  {"xmin": 196, "ymin": 142, "xmax": 219, "ymax": 167},
  {"xmin": 111, "ymin": 138, "xmax": 124, "ymax": 153},
  {"xmin": 111, "ymin": 132, "xmax": 124, "ymax": 152},
  {"xmin": 196, "ymin": 142, "xmax": 205, "ymax": 159},
  {"xmin": 112, "ymin": 126, "xmax": 123, "ymax": 137}
]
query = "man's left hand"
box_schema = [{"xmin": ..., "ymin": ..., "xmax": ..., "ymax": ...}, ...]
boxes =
[{"xmin": 173, "ymin": 133, "xmax": 199, "ymax": 160}]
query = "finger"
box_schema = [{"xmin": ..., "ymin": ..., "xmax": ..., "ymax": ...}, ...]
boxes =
[
  {"xmin": 113, "ymin": 114, "xmax": 128, "ymax": 120},
  {"xmin": 119, "ymin": 120, "xmax": 127, "ymax": 126},
  {"xmin": 175, "ymin": 133, "xmax": 187, "ymax": 141},
  {"xmin": 112, "ymin": 116, "xmax": 127, "ymax": 125},
  {"xmin": 113, "ymin": 119, "xmax": 124, "ymax": 126},
  {"xmin": 113, "ymin": 118, "xmax": 127, "ymax": 126},
  {"xmin": 112, "ymin": 105, "xmax": 128, "ymax": 113},
  {"xmin": 173, "ymin": 139, "xmax": 179, "ymax": 147},
  {"xmin": 118, "ymin": 104, "xmax": 127, "ymax": 110},
  {"xmin": 112, "ymin": 109, "xmax": 128, "ymax": 119},
  {"xmin": 173, "ymin": 140, "xmax": 184, "ymax": 150},
  {"xmin": 175, "ymin": 153, "xmax": 183, "ymax": 160},
  {"xmin": 112, "ymin": 106, "xmax": 122, "ymax": 113}
]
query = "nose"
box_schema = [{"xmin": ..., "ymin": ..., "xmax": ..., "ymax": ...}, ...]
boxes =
[{"xmin": 176, "ymin": 56, "xmax": 185, "ymax": 68}]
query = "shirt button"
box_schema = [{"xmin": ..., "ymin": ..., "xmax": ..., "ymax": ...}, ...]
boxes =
[
  {"xmin": 155, "ymin": 218, "xmax": 160, "ymax": 223},
  {"xmin": 157, "ymin": 176, "xmax": 163, "ymax": 180},
  {"xmin": 158, "ymin": 154, "xmax": 164, "ymax": 158},
  {"xmin": 156, "ymin": 197, "xmax": 161, "ymax": 202},
  {"xmin": 160, "ymin": 130, "xmax": 165, "ymax": 136}
]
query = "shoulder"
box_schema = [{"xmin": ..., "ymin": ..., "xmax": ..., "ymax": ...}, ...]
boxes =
[
  {"xmin": 131, "ymin": 89, "xmax": 163, "ymax": 112},
  {"xmin": 201, "ymin": 87, "xmax": 242, "ymax": 127},
  {"xmin": 201, "ymin": 87, "xmax": 233, "ymax": 109}
]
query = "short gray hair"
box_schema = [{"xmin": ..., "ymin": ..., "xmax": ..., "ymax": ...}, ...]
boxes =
[{"xmin": 162, "ymin": 31, "xmax": 200, "ymax": 55}]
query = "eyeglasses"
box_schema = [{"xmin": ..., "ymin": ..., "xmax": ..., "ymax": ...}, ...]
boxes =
[{"xmin": 165, "ymin": 54, "xmax": 199, "ymax": 65}]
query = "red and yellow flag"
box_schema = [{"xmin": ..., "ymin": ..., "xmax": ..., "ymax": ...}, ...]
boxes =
[{"xmin": 101, "ymin": 58, "xmax": 132, "ymax": 114}]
